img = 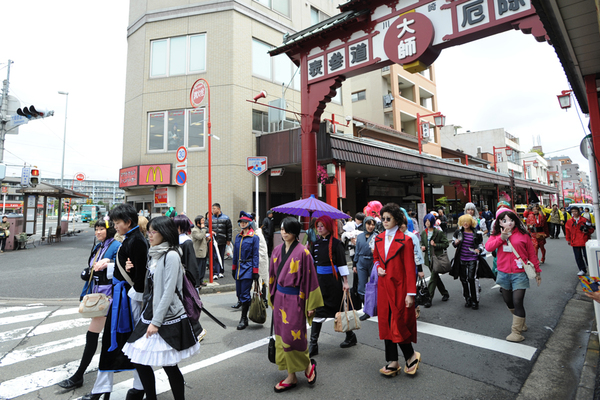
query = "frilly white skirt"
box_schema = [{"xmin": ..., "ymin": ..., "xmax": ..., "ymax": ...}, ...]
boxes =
[{"xmin": 123, "ymin": 333, "xmax": 200, "ymax": 367}]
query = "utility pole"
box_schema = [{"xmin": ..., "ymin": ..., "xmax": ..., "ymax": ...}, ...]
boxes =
[{"xmin": 0, "ymin": 59, "xmax": 13, "ymax": 164}]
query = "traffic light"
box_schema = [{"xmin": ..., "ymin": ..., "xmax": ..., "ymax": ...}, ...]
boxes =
[
  {"xmin": 16, "ymin": 105, "xmax": 54, "ymax": 120},
  {"xmin": 30, "ymin": 168, "xmax": 40, "ymax": 187}
]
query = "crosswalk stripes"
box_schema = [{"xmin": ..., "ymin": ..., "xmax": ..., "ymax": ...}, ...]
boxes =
[{"xmin": 0, "ymin": 299, "xmax": 539, "ymax": 399}]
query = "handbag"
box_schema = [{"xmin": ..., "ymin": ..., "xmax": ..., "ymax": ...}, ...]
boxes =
[
  {"xmin": 334, "ymin": 291, "xmax": 361, "ymax": 332},
  {"xmin": 79, "ymin": 270, "xmax": 111, "ymax": 318},
  {"xmin": 350, "ymin": 272, "xmax": 362, "ymax": 310},
  {"xmin": 249, "ymin": 281, "xmax": 267, "ymax": 324},
  {"xmin": 415, "ymin": 277, "xmax": 431, "ymax": 306},
  {"xmin": 267, "ymin": 316, "xmax": 276, "ymax": 363},
  {"xmin": 363, "ymin": 266, "xmax": 378, "ymax": 317},
  {"xmin": 507, "ymin": 238, "xmax": 537, "ymax": 280},
  {"xmin": 431, "ymin": 251, "xmax": 452, "ymax": 274}
]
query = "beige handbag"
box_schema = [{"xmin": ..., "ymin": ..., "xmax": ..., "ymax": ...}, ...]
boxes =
[
  {"xmin": 334, "ymin": 291, "xmax": 361, "ymax": 332},
  {"xmin": 79, "ymin": 253, "xmax": 111, "ymax": 318},
  {"xmin": 507, "ymin": 238, "xmax": 537, "ymax": 280}
]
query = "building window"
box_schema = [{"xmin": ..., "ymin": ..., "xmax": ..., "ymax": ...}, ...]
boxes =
[
  {"xmin": 148, "ymin": 108, "xmax": 205, "ymax": 152},
  {"xmin": 310, "ymin": 6, "xmax": 329, "ymax": 25},
  {"xmin": 351, "ymin": 90, "xmax": 366, "ymax": 102},
  {"xmin": 150, "ymin": 34, "xmax": 206, "ymax": 78},
  {"xmin": 252, "ymin": 110, "xmax": 269, "ymax": 132},
  {"xmin": 253, "ymin": 38, "xmax": 300, "ymax": 89},
  {"xmin": 253, "ymin": 0, "xmax": 290, "ymax": 17}
]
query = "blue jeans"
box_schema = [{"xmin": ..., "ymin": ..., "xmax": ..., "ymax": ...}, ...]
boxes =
[
  {"xmin": 356, "ymin": 259, "xmax": 374, "ymax": 297},
  {"xmin": 573, "ymin": 247, "xmax": 588, "ymax": 273}
]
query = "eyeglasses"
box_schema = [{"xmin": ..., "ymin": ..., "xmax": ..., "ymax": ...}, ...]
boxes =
[
  {"xmin": 382, "ymin": 217, "xmax": 393, "ymax": 222},
  {"xmin": 148, "ymin": 230, "xmax": 158, "ymax": 236}
]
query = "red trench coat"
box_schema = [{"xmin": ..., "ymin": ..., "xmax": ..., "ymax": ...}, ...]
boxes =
[{"xmin": 373, "ymin": 230, "xmax": 417, "ymax": 344}]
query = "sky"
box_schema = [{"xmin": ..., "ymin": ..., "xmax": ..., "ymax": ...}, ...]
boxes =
[{"xmin": 0, "ymin": 1, "xmax": 591, "ymax": 183}]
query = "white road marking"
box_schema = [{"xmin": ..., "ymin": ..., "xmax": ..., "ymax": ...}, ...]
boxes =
[
  {"xmin": 0, "ymin": 334, "xmax": 88, "ymax": 367},
  {"xmin": 0, "ymin": 319, "xmax": 90, "ymax": 343},
  {"xmin": 103, "ymin": 338, "xmax": 270, "ymax": 400},
  {"xmin": 0, "ymin": 305, "xmax": 45, "ymax": 315},
  {"xmin": 0, "ymin": 355, "xmax": 99, "ymax": 399},
  {"xmin": 0, "ymin": 312, "xmax": 51, "ymax": 326},
  {"xmin": 368, "ymin": 316, "xmax": 536, "ymax": 360}
]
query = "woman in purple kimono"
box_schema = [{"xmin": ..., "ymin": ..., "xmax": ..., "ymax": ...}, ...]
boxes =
[{"xmin": 269, "ymin": 217, "xmax": 324, "ymax": 393}]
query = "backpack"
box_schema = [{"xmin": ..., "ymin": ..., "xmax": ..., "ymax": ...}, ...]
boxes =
[{"xmin": 166, "ymin": 249, "xmax": 203, "ymax": 322}]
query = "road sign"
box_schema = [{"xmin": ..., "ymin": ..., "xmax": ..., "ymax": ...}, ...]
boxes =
[
  {"xmin": 75, "ymin": 172, "xmax": 86, "ymax": 181},
  {"xmin": 176, "ymin": 146, "xmax": 188, "ymax": 163},
  {"xmin": 21, "ymin": 167, "xmax": 31, "ymax": 186},
  {"xmin": 1, "ymin": 186, "xmax": 8, "ymax": 194},
  {"xmin": 190, "ymin": 80, "xmax": 206, "ymax": 108},
  {"xmin": 247, "ymin": 157, "xmax": 268, "ymax": 177},
  {"xmin": 176, "ymin": 169, "xmax": 187, "ymax": 186}
]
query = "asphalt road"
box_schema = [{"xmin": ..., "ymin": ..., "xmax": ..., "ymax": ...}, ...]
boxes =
[{"xmin": 0, "ymin": 230, "xmax": 595, "ymax": 399}]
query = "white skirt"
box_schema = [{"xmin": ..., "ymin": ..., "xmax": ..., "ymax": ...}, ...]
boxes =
[{"xmin": 123, "ymin": 333, "xmax": 200, "ymax": 367}]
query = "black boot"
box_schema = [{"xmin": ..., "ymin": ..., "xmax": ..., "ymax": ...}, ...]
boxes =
[
  {"xmin": 340, "ymin": 331, "xmax": 357, "ymax": 348},
  {"xmin": 261, "ymin": 283, "xmax": 268, "ymax": 309},
  {"xmin": 125, "ymin": 388, "xmax": 144, "ymax": 400},
  {"xmin": 237, "ymin": 302, "xmax": 249, "ymax": 330},
  {"xmin": 231, "ymin": 300, "xmax": 242, "ymax": 309},
  {"xmin": 309, "ymin": 321, "xmax": 322, "ymax": 357}
]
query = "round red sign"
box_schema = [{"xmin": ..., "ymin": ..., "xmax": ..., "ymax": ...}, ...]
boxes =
[
  {"xmin": 383, "ymin": 12, "xmax": 435, "ymax": 66},
  {"xmin": 190, "ymin": 79, "xmax": 206, "ymax": 108},
  {"xmin": 75, "ymin": 173, "xmax": 86, "ymax": 181}
]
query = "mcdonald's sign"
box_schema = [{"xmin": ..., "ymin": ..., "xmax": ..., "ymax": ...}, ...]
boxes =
[{"xmin": 139, "ymin": 164, "xmax": 172, "ymax": 186}]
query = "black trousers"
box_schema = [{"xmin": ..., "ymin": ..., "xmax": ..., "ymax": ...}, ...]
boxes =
[
  {"xmin": 197, "ymin": 257, "xmax": 207, "ymax": 283},
  {"xmin": 459, "ymin": 260, "xmax": 479, "ymax": 303},
  {"xmin": 384, "ymin": 340, "xmax": 414, "ymax": 362},
  {"xmin": 0, "ymin": 237, "xmax": 6, "ymax": 251}
]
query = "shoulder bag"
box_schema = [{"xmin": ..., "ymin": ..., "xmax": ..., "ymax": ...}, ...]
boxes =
[
  {"xmin": 334, "ymin": 291, "xmax": 361, "ymax": 332},
  {"xmin": 415, "ymin": 277, "xmax": 431, "ymax": 306},
  {"xmin": 249, "ymin": 280, "xmax": 267, "ymax": 324},
  {"xmin": 79, "ymin": 267, "xmax": 111, "ymax": 318},
  {"xmin": 431, "ymin": 251, "xmax": 452, "ymax": 274},
  {"xmin": 507, "ymin": 238, "xmax": 537, "ymax": 280},
  {"xmin": 363, "ymin": 265, "xmax": 378, "ymax": 317}
]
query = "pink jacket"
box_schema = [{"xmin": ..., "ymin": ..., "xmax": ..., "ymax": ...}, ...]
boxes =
[{"xmin": 485, "ymin": 230, "xmax": 541, "ymax": 274}]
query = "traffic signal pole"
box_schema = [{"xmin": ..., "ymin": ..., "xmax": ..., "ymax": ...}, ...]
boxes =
[{"xmin": 0, "ymin": 59, "xmax": 13, "ymax": 164}]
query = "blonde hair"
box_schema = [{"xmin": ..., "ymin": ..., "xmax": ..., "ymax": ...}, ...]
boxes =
[
  {"xmin": 138, "ymin": 216, "xmax": 148, "ymax": 236},
  {"xmin": 458, "ymin": 214, "xmax": 477, "ymax": 228}
]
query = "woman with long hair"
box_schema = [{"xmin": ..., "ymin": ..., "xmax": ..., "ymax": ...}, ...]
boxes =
[
  {"xmin": 373, "ymin": 203, "xmax": 420, "ymax": 377},
  {"xmin": 309, "ymin": 215, "xmax": 355, "ymax": 356},
  {"xmin": 123, "ymin": 216, "xmax": 200, "ymax": 400},
  {"xmin": 486, "ymin": 209, "xmax": 541, "ymax": 342},
  {"xmin": 269, "ymin": 217, "xmax": 323, "ymax": 392},
  {"xmin": 57, "ymin": 219, "xmax": 121, "ymax": 390}
]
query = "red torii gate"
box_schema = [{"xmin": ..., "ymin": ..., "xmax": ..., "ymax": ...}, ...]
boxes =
[{"xmin": 270, "ymin": 0, "xmax": 548, "ymax": 200}]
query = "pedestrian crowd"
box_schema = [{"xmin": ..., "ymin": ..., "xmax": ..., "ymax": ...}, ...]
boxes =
[{"xmin": 57, "ymin": 197, "xmax": 594, "ymax": 398}]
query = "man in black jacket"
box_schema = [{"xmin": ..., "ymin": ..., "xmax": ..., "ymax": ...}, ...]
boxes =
[
  {"xmin": 261, "ymin": 210, "xmax": 274, "ymax": 256},
  {"xmin": 211, "ymin": 203, "xmax": 232, "ymax": 279}
]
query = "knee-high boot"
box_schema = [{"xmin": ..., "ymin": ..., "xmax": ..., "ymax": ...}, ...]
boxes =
[
  {"xmin": 309, "ymin": 322, "xmax": 322, "ymax": 357},
  {"xmin": 508, "ymin": 308, "xmax": 527, "ymax": 331},
  {"xmin": 237, "ymin": 302, "xmax": 250, "ymax": 330}
]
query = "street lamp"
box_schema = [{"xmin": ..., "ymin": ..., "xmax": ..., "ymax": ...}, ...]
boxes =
[
  {"xmin": 416, "ymin": 111, "xmax": 445, "ymax": 203},
  {"xmin": 523, "ymin": 159, "xmax": 539, "ymax": 180},
  {"xmin": 324, "ymin": 114, "xmax": 352, "ymax": 134},
  {"xmin": 58, "ymin": 91, "xmax": 68, "ymax": 188},
  {"xmin": 492, "ymin": 146, "xmax": 513, "ymax": 172},
  {"xmin": 557, "ymin": 90, "xmax": 572, "ymax": 110}
]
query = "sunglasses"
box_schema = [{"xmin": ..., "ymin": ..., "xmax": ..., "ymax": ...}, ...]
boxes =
[{"xmin": 382, "ymin": 217, "xmax": 393, "ymax": 222}]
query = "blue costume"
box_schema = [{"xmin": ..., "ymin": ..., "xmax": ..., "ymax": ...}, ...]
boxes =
[{"xmin": 233, "ymin": 227, "xmax": 260, "ymax": 303}]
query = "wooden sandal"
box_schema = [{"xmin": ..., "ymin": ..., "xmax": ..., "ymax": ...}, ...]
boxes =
[
  {"xmin": 305, "ymin": 359, "xmax": 317, "ymax": 385},
  {"xmin": 404, "ymin": 351, "xmax": 421, "ymax": 375},
  {"xmin": 379, "ymin": 363, "xmax": 400, "ymax": 377}
]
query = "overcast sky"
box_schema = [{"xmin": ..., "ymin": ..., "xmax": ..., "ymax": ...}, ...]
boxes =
[{"xmin": 0, "ymin": 1, "xmax": 590, "ymax": 183}]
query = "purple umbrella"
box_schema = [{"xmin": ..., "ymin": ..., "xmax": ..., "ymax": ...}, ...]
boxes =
[{"xmin": 272, "ymin": 194, "xmax": 350, "ymax": 220}]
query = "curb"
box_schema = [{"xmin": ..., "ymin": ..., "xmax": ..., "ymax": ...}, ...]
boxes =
[
  {"xmin": 0, "ymin": 284, "xmax": 237, "ymax": 307},
  {"xmin": 576, "ymin": 312, "xmax": 599, "ymax": 400}
]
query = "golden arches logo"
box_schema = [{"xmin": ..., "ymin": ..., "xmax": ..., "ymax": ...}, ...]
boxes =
[{"xmin": 146, "ymin": 166, "xmax": 163, "ymax": 183}]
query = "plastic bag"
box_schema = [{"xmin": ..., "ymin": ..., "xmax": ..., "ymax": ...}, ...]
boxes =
[{"xmin": 225, "ymin": 243, "xmax": 233, "ymax": 259}]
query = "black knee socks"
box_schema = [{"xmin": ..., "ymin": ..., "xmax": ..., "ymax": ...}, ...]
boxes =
[
  {"xmin": 72, "ymin": 331, "xmax": 99, "ymax": 381},
  {"xmin": 135, "ymin": 363, "xmax": 185, "ymax": 400}
]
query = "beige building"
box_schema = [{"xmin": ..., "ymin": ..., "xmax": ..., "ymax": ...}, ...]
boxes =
[{"xmin": 121, "ymin": 0, "xmax": 349, "ymax": 218}]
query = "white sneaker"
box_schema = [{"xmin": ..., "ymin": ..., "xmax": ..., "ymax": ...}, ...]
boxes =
[
  {"xmin": 213, "ymin": 274, "xmax": 219, "ymax": 280},
  {"xmin": 577, "ymin": 271, "xmax": 586, "ymax": 276},
  {"xmin": 218, "ymin": 273, "xmax": 224, "ymax": 278},
  {"xmin": 198, "ymin": 329, "xmax": 207, "ymax": 342}
]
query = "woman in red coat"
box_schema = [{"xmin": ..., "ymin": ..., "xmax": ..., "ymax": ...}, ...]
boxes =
[{"xmin": 373, "ymin": 203, "xmax": 420, "ymax": 377}]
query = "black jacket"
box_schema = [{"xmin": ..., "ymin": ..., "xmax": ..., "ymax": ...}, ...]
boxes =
[
  {"xmin": 261, "ymin": 217, "xmax": 274, "ymax": 239},
  {"xmin": 180, "ymin": 238, "xmax": 200, "ymax": 287},
  {"xmin": 449, "ymin": 228, "xmax": 494, "ymax": 280},
  {"xmin": 212, "ymin": 212, "xmax": 232, "ymax": 245},
  {"xmin": 115, "ymin": 226, "xmax": 148, "ymax": 294}
]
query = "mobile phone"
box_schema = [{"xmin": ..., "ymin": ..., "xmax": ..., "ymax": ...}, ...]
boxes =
[{"xmin": 579, "ymin": 275, "xmax": 600, "ymax": 293}]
